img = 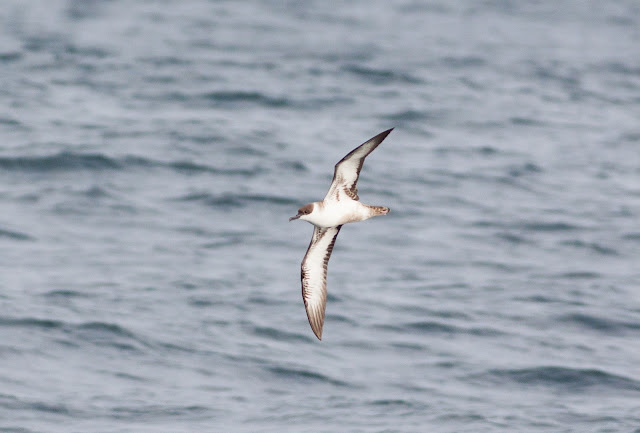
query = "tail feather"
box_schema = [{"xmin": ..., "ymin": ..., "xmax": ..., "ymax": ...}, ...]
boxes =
[{"xmin": 368, "ymin": 206, "xmax": 390, "ymax": 216}]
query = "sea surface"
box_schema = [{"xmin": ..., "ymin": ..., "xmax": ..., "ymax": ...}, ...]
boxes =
[{"xmin": 1, "ymin": 1, "xmax": 640, "ymax": 432}]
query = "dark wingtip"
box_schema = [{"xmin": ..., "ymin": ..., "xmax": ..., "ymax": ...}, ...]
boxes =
[
  {"xmin": 375, "ymin": 128, "xmax": 394, "ymax": 141},
  {"xmin": 310, "ymin": 320, "xmax": 323, "ymax": 340}
]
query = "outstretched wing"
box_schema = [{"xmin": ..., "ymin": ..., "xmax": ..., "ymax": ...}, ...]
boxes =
[
  {"xmin": 324, "ymin": 128, "xmax": 393, "ymax": 202},
  {"xmin": 301, "ymin": 225, "xmax": 342, "ymax": 340}
]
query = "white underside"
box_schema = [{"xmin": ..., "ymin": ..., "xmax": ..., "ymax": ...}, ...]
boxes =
[{"xmin": 303, "ymin": 199, "xmax": 371, "ymax": 228}]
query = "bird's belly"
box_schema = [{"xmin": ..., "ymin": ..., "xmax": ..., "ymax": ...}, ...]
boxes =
[{"xmin": 311, "ymin": 202, "xmax": 369, "ymax": 227}]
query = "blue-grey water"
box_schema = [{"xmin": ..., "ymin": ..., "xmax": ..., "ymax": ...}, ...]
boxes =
[{"xmin": 1, "ymin": 1, "xmax": 640, "ymax": 432}]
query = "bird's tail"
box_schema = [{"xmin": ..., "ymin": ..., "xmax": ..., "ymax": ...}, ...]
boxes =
[{"xmin": 368, "ymin": 206, "xmax": 390, "ymax": 216}]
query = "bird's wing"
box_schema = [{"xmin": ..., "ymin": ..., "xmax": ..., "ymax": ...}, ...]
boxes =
[
  {"xmin": 301, "ymin": 225, "xmax": 342, "ymax": 340},
  {"xmin": 324, "ymin": 128, "xmax": 393, "ymax": 202}
]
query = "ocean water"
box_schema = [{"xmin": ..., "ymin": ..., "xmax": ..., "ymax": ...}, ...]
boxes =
[{"xmin": 1, "ymin": 1, "xmax": 640, "ymax": 432}]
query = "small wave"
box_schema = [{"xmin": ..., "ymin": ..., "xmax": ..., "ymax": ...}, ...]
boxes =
[
  {"xmin": 0, "ymin": 317, "xmax": 64, "ymax": 329},
  {"xmin": 560, "ymin": 239, "xmax": 618, "ymax": 256},
  {"xmin": 175, "ymin": 192, "xmax": 242, "ymax": 208},
  {"xmin": 153, "ymin": 90, "xmax": 290, "ymax": 108},
  {"xmin": 267, "ymin": 366, "xmax": 349, "ymax": 387},
  {"xmin": 477, "ymin": 145, "xmax": 499, "ymax": 155},
  {"xmin": 175, "ymin": 192, "xmax": 298, "ymax": 208},
  {"xmin": 72, "ymin": 321, "xmax": 153, "ymax": 350},
  {"xmin": 187, "ymin": 296, "xmax": 216, "ymax": 308},
  {"xmin": 0, "ymin": 52, "xmax": 22, "ymax": 63},
  {"xmin": 167, "ymin": 160, "xmax": 259, "ymax": 176},
  {"xmin": 64, "ymin": 43, "xmax": 110, "ymax": 59},
  {"xmin": 76, "ymin": 321, "xmax": 137, "ymax": 338},
  {"xmin": 470, "ymin": 260, "xmax": 519, "ymax": 272},
  {"xmin": 378, "ymin": 321, "xmax": 504, "ymax": 337},
  {"xmin": 43, "ymin": 289, "xmax": 90, "ymax": 298},
  {"xmin": 384, "ymin": 109, "xmax": 443, "ymax": 123},
  {"xmin": 0, "ymin": 151, "xmax": 260, "ymax": 176},
  {"xmin": 62, "ymin": 185, "xmax": 112, "ymax": 201},
  {"xmin": 619, "ymin": 132, "xmax": 640, "ymax": 143},
  {"xmin": 558, "ymin": 312, "xmax": 640, "ymax": 335},
  {"xmin": 389, "ymin": 341, "xmax": 426, "ymax": 351},
  {"xmin": 0, "ymin": 116, "xmax": 25, "ymax": 127},
  {"xmin": 0, "ymin": 152, "xmax": 121, "ymax": 171},
  {"xmin": 556, "ymin": 271, "xmax": 601, "ymax": 279},
  {"xmin": 202, "ymin": 90, "xmax": 289, "ymax": 107},
  {"xmin": 406, "ymin": 321, "xmax": 458, "ymax": 333},
  {"xmin": 66, "ymin": 0, "xmax": 109, "ymax": 21},
  {"xmin": 441, "ymin": 55, "xmax": 486, "ymax": 69},
  {"xmin": 201, "ymin": 235, "xmax": 246, "ymax": 249},
  {"xmin": 520, "ymin": 221, "xmax": 580, "ymax": 232},
  {"xmin": 0, "ymin": 228, "xmax": 33, "ymax": 241},
  {"xmin": 508, "ymin": 162, "xmax": 542, "ymax": 177},
  {"xmin": 252, "ymin": 326, "xmax": 312, "ymax": 343},
  {"xmin": 0, "ymin": 393, "xmax": 74, "ymax": 416},
  {"xmin": 277, "ymin": 160, "xmax": 307, "ymax": 172},
  {"xmin": 70, "ymin": 321, "xmax": 149, "ymax": 352},
  {"xmin": 110, "ymin": 404, "xmax": 210, "ymax": 419},
  {"xmin": 517, "ymin": 294, "xmax": 562, "ymax": 304},
  {"xmin": 603, "ymin": 61, "xmax": 640, "ymax": 76},
  {"xmin": 495, "ymin": 232, "xmax": 531, "ymax": 244},
  {"xmin": 0, "ymin": 426, "xmax": 33, "ymax": 433},
  {"xmin": 482, "ymin": 366, "xmax": 640, "ymax": 393},
  {"xmin": 509, "ymin": 116, "xmax": 546, "ymax": 127},
  {"xmin": 139, "ymin": 55, "xmax": 192, "ymax": 67},
  {"xmin": 111, "ymin": 371, "xmax": 148, "ymax": 382},
  {"xmin": 367, "ymin": 398, "xmax": 421, "ymax": 410},
  {"xmin": 342, "ymin": 64, "xmax": 422, "ymax": 84},
  {"xmin": 0, "ymin": 317, "xmax": 149, "ymax": 352},
  {"xmin": 225, "ymin": 145, "xmax": 268, "ymax": 157},
  {"xmin": 531, "ymin": 64, "xmax": 580, "ymax": 88},
  {"xmin": 622, "ymin": 232, "xmax": 640, "ymax": 241},
  {"xmin": 326, "ymin": 312, "xmax": 357, "ymax": 326},
  {"xmin": 246, "ymin": 294, "xmax": 287, "ymax": 306}
]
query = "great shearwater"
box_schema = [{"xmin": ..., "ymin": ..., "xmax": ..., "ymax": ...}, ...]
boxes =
[{"xmin": 289, "ymin": 128, "xmax": 393, "ymax": 340}]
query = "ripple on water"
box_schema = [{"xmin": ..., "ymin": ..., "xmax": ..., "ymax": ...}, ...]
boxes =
[
  {"xmin": 252, "ymin": 326, "xmax": 313, "ymax": 343},
  {"xmin": 375, "ymin": 320, "xmax": 505, "ymax": 337},
  {"xmin": 341, "ymin": 64, "xmax": 423, "ymax": 84},
  {"xmin": 0, "ymin": 152, "xmax": 261, "ymax": 177},
  {"xmin": 142, "ymin": 90, "xmax": 291, "ymax": 109},
  {"xmin": 0, "ymin": 152, "xmax": 121, "ymax": 171},
  {"xmin": 560, "ymin": 239, "xmax": 619, "ymax": 256},
  {"xmin": 0, "ymin": 228, "xmax": 33, "ymax": 241},
  {"xmin": 267, "ymin": 366, "xmax": 350, "ymax": 387},
  {"xmin": 557, "ymin": 312, "xmax": 640, "ymax": 335},
  {"xmin": 520, "ymin": 221, "xmax": 582, "ymax": 232},
  {"xmin": 0, "ymin": 393, "xmax": 75, "ymax": 416},
  {"xmin": 174, "ymin": 192, "xmax": 298, "ymax": 208},
  {"xmin": 0, "ymin": 317, "xmax": 150, "ymax": 353},
  {"xmin": 201, "ymin": 90, "xmax": 290, "ymax": 107},
  {"xmin": 480, "ymin": 366, "xmax": 640, "ymax": 393}
]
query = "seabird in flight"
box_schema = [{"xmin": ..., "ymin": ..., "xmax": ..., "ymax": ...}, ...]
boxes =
[{"xmin": 289, "ymin": 128, "xmax": 393, "ymax": 340}]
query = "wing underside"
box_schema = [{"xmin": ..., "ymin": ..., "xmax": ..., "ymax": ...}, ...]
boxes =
[
  {"xmin": 324, "ymin": 128, "xmax": 393, "ymax": 202},
  {"xmin": 301, "ymin": 225, "xmax": 342, "ymax": 340}
]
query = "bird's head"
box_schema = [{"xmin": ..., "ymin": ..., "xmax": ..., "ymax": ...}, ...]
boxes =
[{"xmin": 289, "ymin": 203, "xmax": 315, "ymax": 222}]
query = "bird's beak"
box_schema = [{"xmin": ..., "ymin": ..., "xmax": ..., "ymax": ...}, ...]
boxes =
[{"xmin": 289, "ymin": 214, "xmax": 300, "ymax": 221}]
